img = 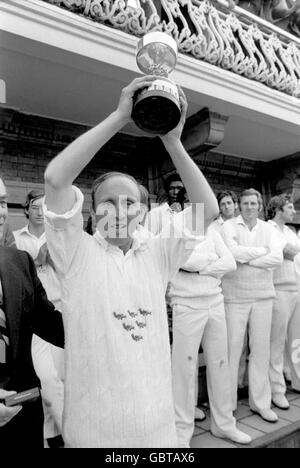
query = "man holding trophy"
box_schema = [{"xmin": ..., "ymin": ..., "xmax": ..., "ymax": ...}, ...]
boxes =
[{"xmin": 42, "ymin": 30, "xmax": 224, "ymax": 447}]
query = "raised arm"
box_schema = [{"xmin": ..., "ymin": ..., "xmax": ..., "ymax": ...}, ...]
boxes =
[
  {"xmin": 160, "ymin": 91, "xmax": 218, "ymax": 228},
  {"xmin": 44, "ymin": 76, "xmax": 156, "ymax": 214}
]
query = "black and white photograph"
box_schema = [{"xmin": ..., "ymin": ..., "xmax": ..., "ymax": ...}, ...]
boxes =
[{"xmin": 1, "ymin": 0, "xmax": 300, "ymax": 450}]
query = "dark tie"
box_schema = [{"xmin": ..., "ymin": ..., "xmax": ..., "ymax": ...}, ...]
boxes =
[{"xmin": 0, "ymin": 304, "xmax": 9, "ymax": 364}]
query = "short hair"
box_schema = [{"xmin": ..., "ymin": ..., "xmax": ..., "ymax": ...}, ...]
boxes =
[
  {"xmin": 266, "ymin": 193, "xmax": 293, "ymax": 220},
  {"xmin": 238, "ymin": 188, "xmax": 263, "ymax": 209},
  {"xmin": 91, "ymin": 172, "xmax": 142, "ymax": 211},
  {"xmin": 216, "ymin": 190, "xmax": 238, "ymax": 206},
  {"xmin": 24, "ymin": 189, "xmax": 44, "ymax": 218},
  {"xmin": 164, "ymin": 173, "xmax": 182, "ymax": 191}
]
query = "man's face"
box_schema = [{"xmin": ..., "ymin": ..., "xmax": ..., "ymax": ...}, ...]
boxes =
[
  {"xmin": 168, "ymin": 181, "xmax": 184, "ymax": 204},
  {"xmin": 27, "ymin": 197, "xmax": 44, "ymax": 227},
  {"xmin": 280, "ymin": 202, "xmax": 296, "ymax": 224},
  {"xmin": 0, "ymin": 178, "xmax": 8, "ymax": 228},
  {"xmin": 240, "ymin": 195, "xmax": 260, "ymax": 223},
  {"xmin": 94, "ymin": 176, "xmax": 142, "ymax": 246},
  {"xmin": 219, "ymin": 195, "xmax": 236, "ymax": 220}
]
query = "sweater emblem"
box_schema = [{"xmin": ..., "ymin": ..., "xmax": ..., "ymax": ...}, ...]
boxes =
[{"xmin": 112, "ymin": 308, "xmax": 152, "ymax": 342}]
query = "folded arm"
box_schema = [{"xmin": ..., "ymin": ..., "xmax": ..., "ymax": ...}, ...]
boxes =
[
  {"xmin": 200, "ymin": 232, "xmax": 236, "ymax": 277},
  {"xmin": 249, "ymin": 228, "xmax": 283, "ymax": 269},
  {"xmin": 221, "ymin": 222, "xmax": 267, "ymax": 263}
]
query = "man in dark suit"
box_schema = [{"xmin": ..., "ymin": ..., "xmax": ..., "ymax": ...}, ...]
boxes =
[{"xmin": 0, "ymin": 177, "xmax": 64, "ymax": 448}]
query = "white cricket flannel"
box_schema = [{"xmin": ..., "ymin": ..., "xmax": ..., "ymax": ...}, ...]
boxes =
[
  {"xmin": 207, "ymin": 215, "xmax": 225, "ymax": 235},
  {"xmin": 221, "ymin": 215, "xmax": 283, "ymax": 303},
  {"xmin": 13, "ymin": 224, "xmax": 46, "ymax": 259},
  {"xmin": 268, "ymin": 220, "xmax": 300, "ymax": 292},
  {"xmin": 44, "ymin": 186, "xmax": 204, "ymax": 448},
  {"xmin": 168, "ymin": 230, "xmax": 237, "ymax": 309}
]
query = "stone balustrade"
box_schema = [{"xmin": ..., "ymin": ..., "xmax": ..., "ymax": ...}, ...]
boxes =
[{"xmin": 41, "ymin": 0, "xmax": 300, "ymax": 98}]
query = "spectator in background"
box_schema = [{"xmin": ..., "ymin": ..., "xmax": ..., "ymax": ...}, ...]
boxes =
[
  {"xmin": 14, "ymin": 190, "xmax": 64, "ymax": 448},
  {"xmin": 267, "ymin": 194, "xmax": 300, "ymax": 405},
  {"xmin": 144, "ymin": 174, "xmax": 184, "ymax": 235},
  {"xmin": 14, "ymin": 190, "xmax": 45, "ymax": 250},
  {"xmin": 208, "ymin": 190, "xmax": 238, "ymax": 235},
  {"xmin": 164, "ymin": 173, "xmax": 184, "ymax": 207},
  {"xmin": 221, "ymin": 188, "xmax": 283, "ymax": 423}
]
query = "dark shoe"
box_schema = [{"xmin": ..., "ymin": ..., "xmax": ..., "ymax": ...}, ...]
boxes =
[{"xmin": 47, "ymin": 435, "xmax": 64, "ymax": 448}]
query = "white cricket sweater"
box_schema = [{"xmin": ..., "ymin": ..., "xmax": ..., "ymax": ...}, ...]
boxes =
[
  {"xmin": 221, "ymin": 216, "xmax": 283, "ymax": 303},
  {"xmin": 168, "ymin": 231, "xmax": 236, "ymax": 309},
  {"xmin": 268, "ymin": 220, "xmax": 300, "ymax": 292}
]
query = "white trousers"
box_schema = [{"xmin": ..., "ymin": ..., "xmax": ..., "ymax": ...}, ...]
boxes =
[
  {"xmin": 225, "ymin": 299, "xmax": 273, "ymax": 412},
  {"xmin": 270, "ymin": 290, "xmax": 300, "ymax": 394},
  {"xmin": 172, "ymin": 300, "xmax": 237, "ymax": 448}
]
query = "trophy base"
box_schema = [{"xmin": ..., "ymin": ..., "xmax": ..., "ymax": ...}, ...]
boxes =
[{"xmin": 132, "ymin": 89, "xmax": 181, "ymax": 135}]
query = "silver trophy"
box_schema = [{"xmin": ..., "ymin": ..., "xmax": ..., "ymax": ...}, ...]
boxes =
[{"xmin": 132, "ymin": 32, "xmax": 181, "ymax": 135}]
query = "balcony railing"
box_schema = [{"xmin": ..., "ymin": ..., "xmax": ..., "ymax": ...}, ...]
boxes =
[
  {"xmin": 42, "ymin": 0, "xmax": 300, "ymax": 98},
  {"xmin": 231, "ymin": 0, "xmax": 300, "ymax": 38}
]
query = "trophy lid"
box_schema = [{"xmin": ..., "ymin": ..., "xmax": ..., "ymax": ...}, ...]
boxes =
[{"xmin": 136, "ymin": 32, "xmax": 178, "ymax": 76}]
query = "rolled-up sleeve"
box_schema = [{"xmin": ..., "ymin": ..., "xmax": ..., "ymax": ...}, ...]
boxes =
[{"xmin": 43, "ymin": 186, "xmax": 84, "ymax": 276}]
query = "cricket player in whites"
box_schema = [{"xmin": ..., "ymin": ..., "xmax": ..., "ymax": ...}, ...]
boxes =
[
  {"xmin": 267, "ymin": 194, "xmax": 300, "ymax": 406},
  {"xmin": 221, "ymin": 189, "xmax": 283, "ymax": 422}
]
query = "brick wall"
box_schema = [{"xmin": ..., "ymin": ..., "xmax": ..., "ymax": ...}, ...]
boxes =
[{"xmin": 147, "ymin": 137, "xmax": 266, "ymax": 202}]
